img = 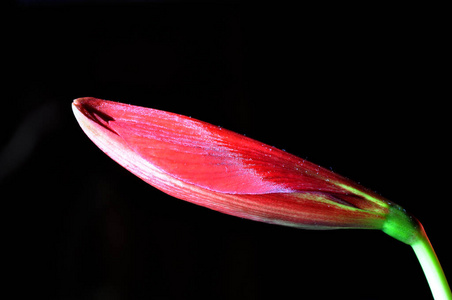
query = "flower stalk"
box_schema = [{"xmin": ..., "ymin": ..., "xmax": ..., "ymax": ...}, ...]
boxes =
[
  {"xmin": 379, "ymin": 203, "xmax": 451, "ymax": 299},
  {"xmin": 412, "ymin": 227, "xmax": 451, "ymax": 300},
  {"xmin": 72, "ymin": 97, "xmax": 450, "ymax": 299}
]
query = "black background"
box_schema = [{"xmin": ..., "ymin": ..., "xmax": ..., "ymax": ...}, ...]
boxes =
[{"xmin": 6, "ymin": 1, "xmax": 450, "ymax": 299}]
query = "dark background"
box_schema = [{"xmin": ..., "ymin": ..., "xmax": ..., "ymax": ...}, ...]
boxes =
[{"xmin": 5, "ymin": 1, "xmax": 450, "ymax": 299}]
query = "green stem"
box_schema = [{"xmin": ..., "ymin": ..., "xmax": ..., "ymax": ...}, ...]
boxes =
[
  {"xmin": 411, "ymin": 225, "xmax": 451, "ymax": 300},
  {"xmin": 382, "ymin": 204, "xmax": 451, "ymax": 300}
]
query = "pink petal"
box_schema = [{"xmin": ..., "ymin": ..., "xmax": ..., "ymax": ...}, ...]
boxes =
[{"xmin": 76, "ymin": 98, "xmax": 351, "ymax": 194}]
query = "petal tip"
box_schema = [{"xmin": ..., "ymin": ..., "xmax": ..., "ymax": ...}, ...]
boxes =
[
  {"xmin": 72, "ymin": 97, "xmax": 118, "ymax": 134},
  {"xmin": 73, "ymin": 96, "xmax": 100, "ymax": 107}
]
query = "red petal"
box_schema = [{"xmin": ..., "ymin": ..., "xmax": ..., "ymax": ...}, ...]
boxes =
[
  {"xmin": 82, "ymin": 99, "xmax": 346, "ymax": 195},
  {"xmin": 74, "ymin": 98, "xmax": 388, "ymax": 215}
]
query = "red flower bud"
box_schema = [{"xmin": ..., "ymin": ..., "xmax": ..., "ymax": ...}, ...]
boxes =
[{"xmin": 73, "ymin": 97, "xmax": 392, "ymax": 230}]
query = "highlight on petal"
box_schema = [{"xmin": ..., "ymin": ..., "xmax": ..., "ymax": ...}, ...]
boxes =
[{"xmin": 72, "ymin": 97, "xmax": 393, "ymax": 230}]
